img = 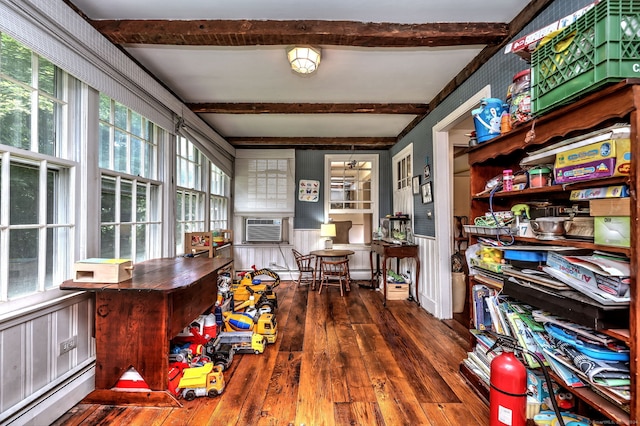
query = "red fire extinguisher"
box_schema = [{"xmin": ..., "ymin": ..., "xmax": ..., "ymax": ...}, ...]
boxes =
[
  {"xmin": 489, "ymin": 348, "xmax": 527, "ymax": 426},
  {"xmin": 487, "ymin": 335, "xmax": 566, "ymax": 426}
]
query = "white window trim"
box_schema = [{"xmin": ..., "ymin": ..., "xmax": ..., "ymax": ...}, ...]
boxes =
[
  {"xmin": 324, "ymin": 154, "xmax": 379, "ymax": 241},
  {"xmin": 392, "ymin": 143, "xmax": 414, "ymax": 228}
]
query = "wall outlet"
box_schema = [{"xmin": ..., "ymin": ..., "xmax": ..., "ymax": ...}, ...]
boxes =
[{"xmin": 59, "ymin": 336, "xmax": 77, "ymax": 355}]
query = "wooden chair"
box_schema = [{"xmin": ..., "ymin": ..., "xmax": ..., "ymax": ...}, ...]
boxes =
[
  {"xmin": 318, "ymin": 259, "xmax": 350, "ymax": 296},
  {"xmin": 292, "ymin": 249, "xmax": 316, "ymax": 288}
]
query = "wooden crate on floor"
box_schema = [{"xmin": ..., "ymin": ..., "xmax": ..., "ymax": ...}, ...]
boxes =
[{"xmin": 386, "ymin": 283, "xmax": 409, "ymax": 300}]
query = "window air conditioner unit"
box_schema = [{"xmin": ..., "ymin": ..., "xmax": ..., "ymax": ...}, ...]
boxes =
[{"xmin": 245, "ymin": 218, "xmax": 283, "ymax": 243}]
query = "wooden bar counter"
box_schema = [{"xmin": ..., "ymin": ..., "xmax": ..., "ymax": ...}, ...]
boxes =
[{"xmin": 61, "ymin": 256, "xmax": 232, "ymax": 402}]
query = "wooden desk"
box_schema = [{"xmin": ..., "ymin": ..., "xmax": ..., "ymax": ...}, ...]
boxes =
[
  {"xmin": 61, "ymin": 256, "xmax": 232, "ymax": 404},
  {"xmin": 370, "ymin": 240, "xmax": 420, "ymax": 306},
  {"xmin": 310, "ymin": 249, "xmax": 354, "ymax": 291}
]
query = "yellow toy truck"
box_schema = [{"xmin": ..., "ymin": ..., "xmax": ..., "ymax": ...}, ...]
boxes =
[
  {"xmin": 222, "ymin": 311, "xmax": 278, "ymax": 344},
  {"xmin": 177, "ymin": 362, "xmax": 225, "ymax": 401}
]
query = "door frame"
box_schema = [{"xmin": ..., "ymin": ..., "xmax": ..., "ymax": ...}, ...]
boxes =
[{"xmin": 432, "ymin": 85, "xmax": 491, "ymax": 318}]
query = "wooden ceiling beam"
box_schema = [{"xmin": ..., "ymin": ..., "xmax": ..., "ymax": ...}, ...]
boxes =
[
  {"xmin": 187, "ymin": 103, "xmax": 429, "ymax": 115},
  {"xmin": 89, "ymin": 19, "xmax": 509, "ymax": 47},
  {"xmin": 226, "ymin": 137, "xmax": 396, "ymax": 149}
]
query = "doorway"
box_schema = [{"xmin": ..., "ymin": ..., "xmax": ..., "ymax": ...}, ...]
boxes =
[{"xmin": 432, "ymin": 85, "xmax": 491, "ymax": 322}]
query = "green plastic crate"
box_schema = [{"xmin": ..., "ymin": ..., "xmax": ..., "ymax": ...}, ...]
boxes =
[{"xmin": 532, "ymin": 0, "xmax": 640, "ymax": 115}]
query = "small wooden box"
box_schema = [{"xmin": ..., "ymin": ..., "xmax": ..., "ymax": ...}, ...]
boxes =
[
  {"xmin": 386, "ymin": 283, "xmax": 409, "ymax": 300},
  {"xmin": 589, "ymin": 198, "xmax": 631, "ymax": 217},
  {"xmin": 74, "ymin": 258, "xmax": 133, "ymax": 283}
]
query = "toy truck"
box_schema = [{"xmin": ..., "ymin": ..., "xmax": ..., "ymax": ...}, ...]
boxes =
[
  {"xmin": 217, "ymin": 331, "xmax": 266, "ymax": 354},
  {"xmin": 232, "ymin": 267, "xmax": 280, "ymax": 313},
  {"xmin": 222, "ymin": 311, "xmax": 278, "ymax": 344},
  {"xmin": 177, "ymin": 362, "xmax": 225, "ymax": 401},
  {"xmin": 204, "ymin": 341, "xmax": 235, "ymax": 371}
]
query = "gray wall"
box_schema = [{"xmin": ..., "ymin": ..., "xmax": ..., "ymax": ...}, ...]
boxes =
[
  {"xmin": 294, "ymin": 149, "xmax": 392, "ymax": 229},
  {"xmin": 393, "ymin": 0, "xmax": 596, "ymax": 237}
]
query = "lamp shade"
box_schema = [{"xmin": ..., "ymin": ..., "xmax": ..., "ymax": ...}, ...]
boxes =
[
  {"xmin": 320, "ymin": 223, "xmax": 336, "ymax": 238},
  {"xmin": 287, "ymin": 46, "xmax": 321, "ymax": 75}
]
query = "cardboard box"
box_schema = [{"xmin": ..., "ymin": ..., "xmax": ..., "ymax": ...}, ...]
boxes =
[
  {"xmin": 554, "ymin": 138, "xmax": 630, "ymax": 175},
  {"xmin": 546, "ymin": 251, "xmax": 630, "ymax": 297},
  {"xmin": 594, "ymin": 216, "xmax": 630, "ymax": 248},
  {"xmin": 554, "ymin": 158, "xmax": 616, "ymax": 184},
  {"xmin": 569, "ymin": 185, "xmax": 629, "ymax": 200},
  {"xmin": 386, "ymin": 283, "xmax": 409, "ymax": 300},
  {"xmin": 74, "ymin": 258, "xmax": 133, "ymax": 283},
  {"xmin": 589, "ymin": 198, "xmax": 631, "ymax": 217},
  {"xmin": 554, "ymin": 138, "xmax": 630, "ymax": 184}
]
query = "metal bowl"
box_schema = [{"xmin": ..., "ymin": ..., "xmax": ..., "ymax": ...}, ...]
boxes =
[{"xmin": 530, "ymin": 217, "xmax": 567, "ymax": 236}]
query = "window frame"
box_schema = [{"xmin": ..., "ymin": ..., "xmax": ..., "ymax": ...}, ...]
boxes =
[{"xmin": 324, "ymin": 154, "xmax": 378, "ymax": 245}]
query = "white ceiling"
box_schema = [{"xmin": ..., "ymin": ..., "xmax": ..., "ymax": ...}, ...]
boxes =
[{"xmin": 69, "ymin": 0, "xmax": 533, "ymax": 148}]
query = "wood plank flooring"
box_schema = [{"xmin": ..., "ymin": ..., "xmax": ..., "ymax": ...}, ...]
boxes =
[{"xmin": 53, "ymin": 280, "xmax": 489, "ymax": 426}]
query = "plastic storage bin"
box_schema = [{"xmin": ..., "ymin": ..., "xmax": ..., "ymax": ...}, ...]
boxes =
[{"xmin": 532, "ymin": 0, "xmax": 640, "ymax": 115}]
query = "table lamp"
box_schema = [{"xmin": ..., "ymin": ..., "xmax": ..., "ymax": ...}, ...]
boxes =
[{"xmin": 320, "ymin": 223, "xmax": 336, "ymax": 249}]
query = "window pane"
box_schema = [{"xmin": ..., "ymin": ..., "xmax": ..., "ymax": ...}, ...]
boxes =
[
  {"xmin": 99, "ymin": 122, "xmax": 111, "ymax": 169},
  {"xmin": 135, "ymin": 224, "xmax": 147, "ymax": 263},
  {"xmin": 149, "ymin": 185, "xmax": 160, "ymax": 221},
  {"xmin": 46, "ymin": 227, "xmax": 69, "ymax": 289},
  {"xmin": 101, "ymin": 177, "xmax": 116, "ymax": 223},
  {"xmin": 120, "ymin": 181, "xmax": 133, "ymax": 222},
  {"xmin": 9, "ymin": 229, "xmax": 39, "ymax": 298},
  {"xmin": 130, "ymin": 136, "xmax": 142, "ymax": 176},
  {"xmin": 46, "ymin": 168, "xmax": 57, "ymax": 224},
  {"xmin": 136, "ymin": 183, "xmax": 147, "ymax": 222},
  {"xmin": 1, "ymin": 34, "xmax": 31, "ymax": 84},
  {"xmin": 114, "ymin": 102, "xmax": 127, "ymax": 130},
  {"xmin": 99, "ymin": 93, "xmax": 111, "ymax": 122},
  {"xmin": 38, "ymin": 94, "xmax": 56, "ymax": 156},
  {"xmin": 10, "ymin": 163, "xmax": 38, "ymax": 225},
  {"xmin": 114, "ymin": 130, "xmax": 127, "ymax": 172},
  {"xmin": 120, "ymin": 224, "xmax": 132, "ymax": 259},
  {"xmin": 100, "ymin": 225, "xmax": 116, "ymax": 258},
  {"xmin": 0, "ymin": 81, "xmax": 31, "ymax": 150},
  {"xmin": 38, "ymin": 57, "xmax": 55, "ymax": 96},
  {"xmin": 130, "ymin": 111, "xmax": 142, "ymax": 138}
]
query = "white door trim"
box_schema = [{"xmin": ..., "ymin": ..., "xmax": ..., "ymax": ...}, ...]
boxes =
[{"xmin": 432, "ymin": 85, "xmax": 492, "ymax": 319}]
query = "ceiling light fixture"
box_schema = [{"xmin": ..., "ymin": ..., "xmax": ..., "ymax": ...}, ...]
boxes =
[{"xmin": 287, "ymin": 46, "xmax": 321, "ymax": 75}]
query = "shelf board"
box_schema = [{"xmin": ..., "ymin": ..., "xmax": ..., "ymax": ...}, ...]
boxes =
[
  {"xmin": 513, "ymin": 236, "xmax": 631, "ymax": 257},
  {"xmin": 472, "ymin": 176, "xmax": 629, "ymax": 200},
  {"xmin": 548, "ymin": 372, "xmax": 630, "ymax": 425},
  {"xmin": 501, "ymin": 279, "xmax": 628, "ymax": 330},
  {"xmin": 603, "ymin": 329, "xmax": 631, "ymax": 345}
]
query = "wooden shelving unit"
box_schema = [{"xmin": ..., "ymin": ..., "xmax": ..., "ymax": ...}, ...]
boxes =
[{"xmin": 461, "ymin": 80, "xmax": 640, "ymax": 423}]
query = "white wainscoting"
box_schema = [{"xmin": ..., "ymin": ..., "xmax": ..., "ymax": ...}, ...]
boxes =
[
  {"xmin": 233, "ymin": 230, "xmax": 447, "ymax": 319},
  {"xmin": 0, "ymin": 292, "xmax": 95, "ymax": 425}
]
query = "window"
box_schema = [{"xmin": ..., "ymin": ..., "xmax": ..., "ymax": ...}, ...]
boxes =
[
  {"xmin": 98, "ymin": 94, "xmax": 157, "ymax": 179},
  {"xmin": 100, "ymin": 174, "xmax": 161, "ymax": 262},
  {"xmin": 0, "ymin": 34, "xmax": 73, "ymax": 302},
  {"xmin": 0, "ymin": 33, "xmax": 66, "ymax": 156},
  {"xmin": 234, "ymin": 149, "xmax": 295, "ymax": 214},
  {"xmin": 176, "ymin": 136, "xmax": 207, "ymax": 254},
  {"xmin": 396, "ymin": 150, "xmax": 412, "ymax": 190},
  {"xmin": 1, "ymin": 156, "xmax": 73, "ymax": 300},
  {"xmin": 325, "ymin": 154, "xmax": 378, "ymax": 244},
  {"xmin": 210, "ymin": 163, "xmax": 229, "ymax": 231},
  {"xmin": 392, "ymin": 144, "xmax": 414, "ymax": 218},
  {"xmin": 99, "ymin": 94, "xmax": 162, "ymax": 261}
]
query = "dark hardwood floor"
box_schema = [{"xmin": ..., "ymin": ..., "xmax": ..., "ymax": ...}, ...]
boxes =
[{"xmin": 53, "ymin": 280, "xmax": 489, "ymax": 425}]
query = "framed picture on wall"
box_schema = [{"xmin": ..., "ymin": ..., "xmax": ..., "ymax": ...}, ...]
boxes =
[
  {"xmin": 421, "ymin": 182, "xmax": 433, "ymax": 204},
  {"xmin": 412, "ymin": 176, "xmax": 421, "ymax": 195},
  {"xmin": 423, "ymin": 164, "xmax": 431, "ymax": 181}
]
